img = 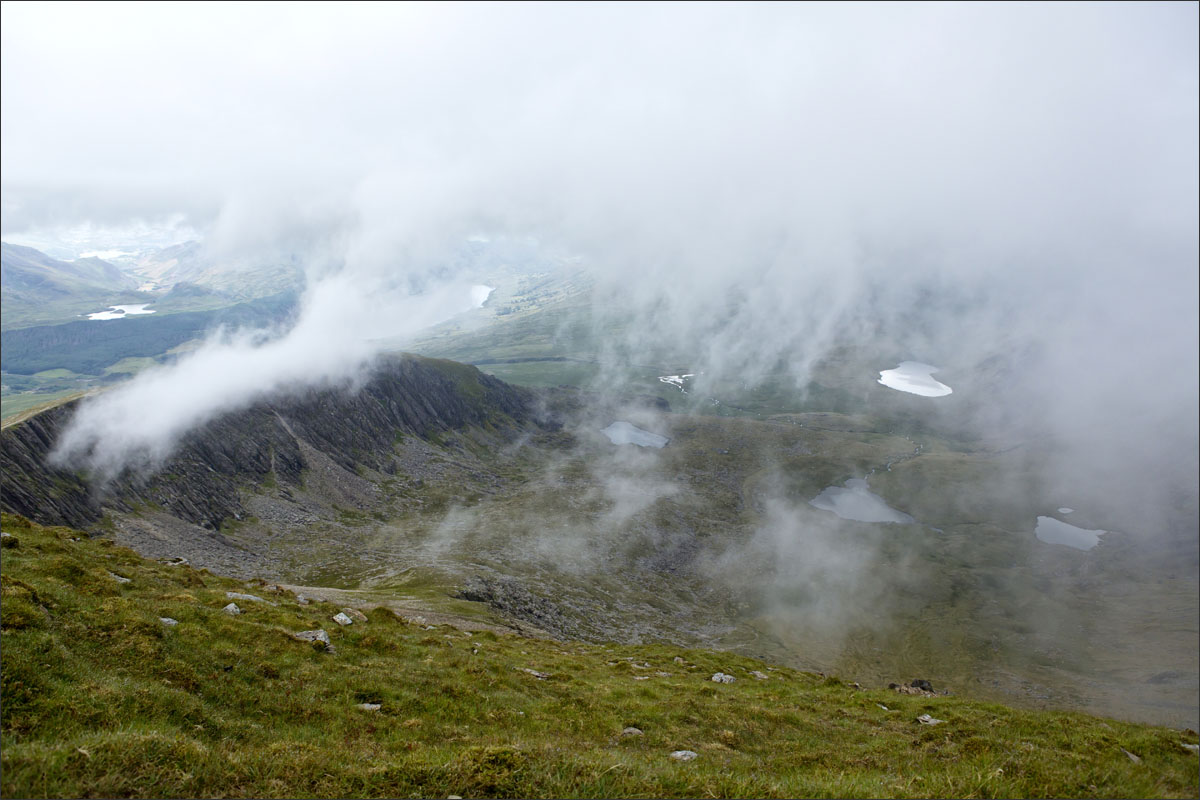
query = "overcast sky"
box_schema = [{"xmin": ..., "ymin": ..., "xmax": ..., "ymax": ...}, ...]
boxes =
[{"xmin": 5, "ymin": 2, "xmax": 1197, "ymax": 493}]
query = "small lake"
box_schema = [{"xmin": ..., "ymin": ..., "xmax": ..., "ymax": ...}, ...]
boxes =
[
  {"xmin": 878, "ymin": 361, "xmax": 952, "ymax": 397},
  {"xmin": 471, "ymin": 285, "xmax": 495, "ymax": 308},
  {"xmin": 602, "ymin": 421, "xmax": 669, "ymax": 448},
  {"xmin": 86, "ymin": 304, "xmax": 156, "ymax": 321},
  {"xmin": 810, "ymin": 478, "xmax": 915, "ymax": 524},
  {"xmin": 658, "ymin": 374, "xmax": 696, "ymax": 393},
  {"xmin": 1035, "ymin": 516, "xmax": 1105, "ymax": 551}
]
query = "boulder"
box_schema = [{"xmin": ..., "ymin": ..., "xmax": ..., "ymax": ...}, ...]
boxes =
[
  {"xmin": 223, "ymin": 603, "xmax": 241, "ymax": 615},
  {"xmin": 341, "ymin": 607, "xmax": 368, "ymax": 623},
  {"xmin": 333, "ymin": 612, "xmax": 354, "ymax": 626},
  {"xmin": 293, "ymin": 629, "xmax": 331, "ymax": 645},
  {"xmin": 159, "ymin": 617, "xmax": 179, "ymax": 626},
  {"xmin": 711, "ymin": 672, "xmax": 736, "ymax": 684},
  {"xmin": 227, "ymin": 591, "xmax": 270, "ymax": 604},
  {"xmin": 670, "ymin": 750, "xmax": 698, "ymax": 761}
]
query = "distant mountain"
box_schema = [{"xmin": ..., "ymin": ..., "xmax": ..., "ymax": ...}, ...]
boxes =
[
  {"xmin": 1, "ymin": 242, "xmax": 147, "ymax": 330},
  {"xmin": 0, "ymin": 242, "xmax": 138, "ymax": 301},
  {"xmin": 128, "ymin": 240, "xmax": 304, "ymax": 299}
]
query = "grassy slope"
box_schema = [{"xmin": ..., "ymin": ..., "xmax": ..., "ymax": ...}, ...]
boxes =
[{"xmin": 2, "ymin": 514, "xmax": 1196, "ymax": 799}]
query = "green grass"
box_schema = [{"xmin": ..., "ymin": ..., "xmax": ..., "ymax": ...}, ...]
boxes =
[
  {"xmin": 103, "ymin": 357, "xmax": 162, "ymax": 375},
  {"xmin": 477, "ymin": 360, "xmax": 604, "ymax": 389},
  {"xmin": 2, "ymin": 513, "xmax": 1196, "ymax": 799},
  {"xmin": 0, "ymin": 390, "xmax": 89, "ymax": 427}
]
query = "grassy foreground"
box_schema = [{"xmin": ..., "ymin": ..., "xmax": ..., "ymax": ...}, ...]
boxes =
[{"xmin": 1, "ymin": 514, "xmax": 1196, "ymax": 799}]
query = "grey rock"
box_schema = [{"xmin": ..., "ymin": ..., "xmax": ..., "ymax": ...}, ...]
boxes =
[
  {"xmin": 917, "ymin": 714, "xmax": 944, "ymax": 725},
  {"xmin": 227, "ymin": 591, "xmax": 270, "ymax": 604},
  {"xmin": 296, "ymin": 594, "xmax": 311, "ymax": 605},
  {"xmin": 1121, "ymin": 748, "xmax": 1142, "ymax": 763},
  {"xmin": 670, "ymin": 750, "xmax": 698, "ymax": 761},
  {"xmin": 108, "ymin": 571, "xmax": 132, "ymax": 584},
  {"xmin": 1180, "ymin": 743, "xmax": 1199, "ymax": 754},
  {"xmin": 711, "ymin": 672, "xmax": 735, "ymax": 684},
  {"xmin": 293, "ymin": 629, "xmax": 331, "ymax": 645},
  {"xmin": 333, "ymin": 612, "xmax": 354, "ymax": 626},
  {"xmin": 749, "ymin": 670, "xmax": 769, "ymax": 680},
  {"xmin": 341, "ymin": 607, "xmax": 368, "ymax": 623},
  {"xmin": 520, "ymin": 668, "xmax": 551, "ymax": 679},
  {"xmin": 159, "ymin": 617, "xmax": 179, "ymax": 626},
  {"xmin": 622, "ymin": 727, "xmax": 644, "ymax": 736},
  {"xmin": 223, "ymin": 603, "xmax": 241, "ymax": 615},
  {"xmin": 356, "ymin": 703, "xmax": 382, "ymax": 711}
]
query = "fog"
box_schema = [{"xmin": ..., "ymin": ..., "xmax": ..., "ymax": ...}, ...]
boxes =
[{"xmin": 3, "ymin": 5, "xmax": 1196, "ymax": 544}]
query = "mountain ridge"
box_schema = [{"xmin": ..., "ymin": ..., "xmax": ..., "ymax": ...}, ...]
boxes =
[{"xmin": 0, "ymin": 353, "xmax": 540, "ymax": 532}]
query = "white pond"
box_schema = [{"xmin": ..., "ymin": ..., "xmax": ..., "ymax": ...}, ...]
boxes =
[
  {"xmin": 810, "ymin": 479, "xmax": 915, "ymax": 524},
  {"xmin": 86, "ymin": 304, "xmax": 156, "ymax": 321},
  {"xmin": 471, "ymin": 285, "xmax": 495, "ymax": 308},
  {"xmin": 602, "ymin": 421, "xmax": 669, "ymax": 448},
  {"xmin": 878, "ymin": 361, "xmax": 952, "ymax": 397},
  {"xmin": 658, "ymin": 374, "xmax": 696, "ymax": 393},
  {"xmin": 1035, "ymin": 516, "xmax": 1105, "ymax": 551}
]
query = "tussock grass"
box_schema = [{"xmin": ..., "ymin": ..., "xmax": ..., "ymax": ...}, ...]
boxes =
[{"xmin": 2, "ymin": 513, "xmax": 1196, "ymax": 798}]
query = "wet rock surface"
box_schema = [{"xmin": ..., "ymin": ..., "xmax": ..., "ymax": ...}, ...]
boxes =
[{"xmin": 456, "ymin": 575, "xmax": 580, "ymax": 639}]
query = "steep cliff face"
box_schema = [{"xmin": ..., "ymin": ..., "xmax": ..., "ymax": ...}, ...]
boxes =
[{"xmin": 0, "ymin": 354, "xmax": 537, "ymax": 530}]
